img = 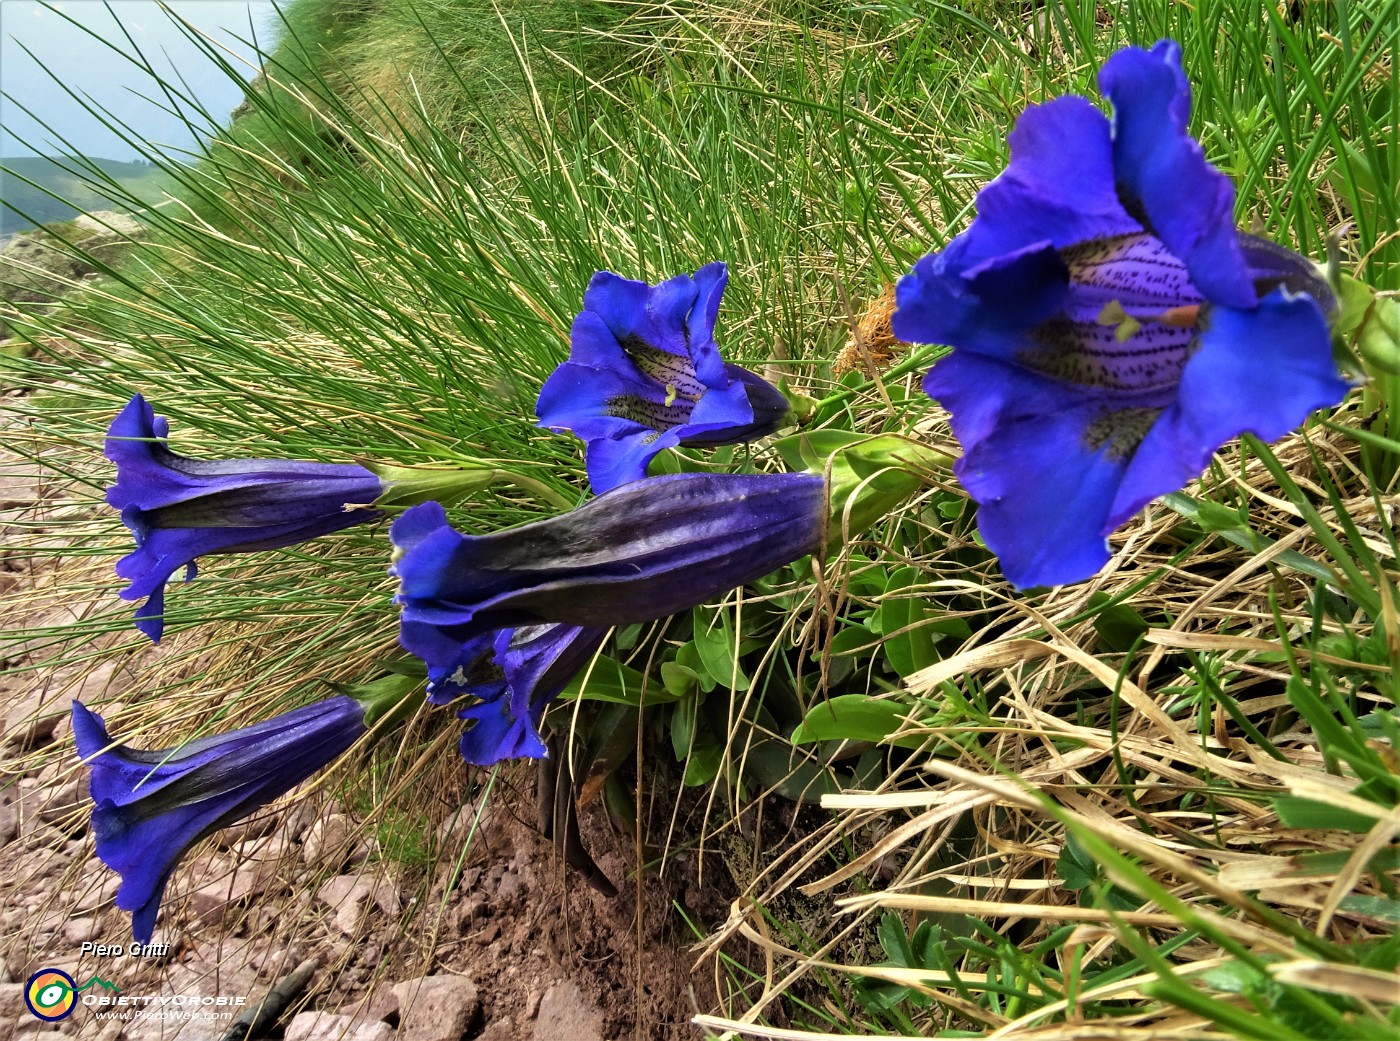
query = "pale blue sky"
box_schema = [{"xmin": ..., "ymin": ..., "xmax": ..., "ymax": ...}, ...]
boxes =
[{"xmin": 0, "ymin": 0, "xmax": 279, "ymax": 159}]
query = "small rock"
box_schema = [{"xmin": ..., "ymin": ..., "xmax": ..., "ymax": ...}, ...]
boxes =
[
  {"xmin": 161, "ymin": 938, "xmax": 264, "ymax": 1019},
  {"xmin": 17, "ymin": 773, "xmax": 87, "ymax": 834},
  {"xmin": 60, "ymin": 917, "xmax": 99, "ymax": 945},
  {"xmin": 475, "ymin": 1017, "xmax": 517, "ymax": 1041},
  {"xmin": 316, "ymin": 875, "xmax": 401, "ymax": 937},
  {"xmin": 532, "ymin": 980, "xmax": 603, "ymax": 1041},
  {"xmin": 187, "ymin": 857, "xmax": 258, "ymax": 926},
  {"xmin": 334, "ymin": 984, "xmax": 399, "ymax": 1030},
  {"xmin": 392, "ymin": 974, "xmax": 479, "ymax": 1041},
  {"xmin": 496, "ymin": 868, "xmax": 526, "ymax": 902},
  {"xmin": 11, "ymin": 1017, "xmax": 65, "ymax": 1037},
  {"xmin": 0, "ymin": 799, "xmax": 18, "ymax": 848},
  {"xmin": 213, "ymin": 811, "xmax": 279, "ymax": 849},
  {"xmin": 73, "ymin": 858, "xmax": 120, "ymax": 913},
  {"xmin": 0, "ymin": 457, "xmax": 43, "ymax": 509},
  {"xmin": 1, "ymin": 683, "xmax": 69, "ymax": 748},
  {"xmin": 0, "ymin": 983, "xmax": 26, "ymax": 1020},
  {"xmin": 13, "ymin": 783, "xmax": 82, "ymax": 844},
  {"xmin": 467, "ymin": 922, "xmax": 500, "ymax": 946},
  {"xmin": 284, "ymin": 799, "xmax": 341, "ymax": 842},
  {"xmin": 301, "ymin": 813, "xmax": 357, "ymax": 867},
  {"xmin": 283, "ymin": 1011, "xmax": 396, "ymax": 1041},
  {"xmin": 6, "ymin": 662, "xmax": 134, "ymax": 747},
  {"xmin": 227, "ymin": 834, "xmax": 294, "ymax": 890}
]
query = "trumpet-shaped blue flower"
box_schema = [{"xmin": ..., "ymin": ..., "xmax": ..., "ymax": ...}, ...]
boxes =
[
  {"xmin": 107, "ymin": 395, "xmax": 384, "ymax": 641},
  {"xmin": 73, "ymin": 696, "xmax": 366, "ymax": 942},
  {"xmin": 536, "ymin": 263, "xmax": 790, "ymax": 493},
  {"xmin": 391, "ymin": 471, "xmax": 824, "ymax": 688},
  {"xmin": 892, "ymin": 41, "xmax": 1348, "ymax": 589},
  {"xmin": 433, "ymin": 624, "xmax": 609, "ymax": 765}
]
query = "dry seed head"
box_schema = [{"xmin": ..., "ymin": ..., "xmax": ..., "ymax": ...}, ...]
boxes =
[{"xmin": 833, "ymin": 282, "xmax": 907, "ymax": 377}]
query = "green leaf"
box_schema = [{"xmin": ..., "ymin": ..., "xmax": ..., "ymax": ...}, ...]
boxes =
[
  {"xmin": 790, "ymin": 694, "xmax": 922, "ymax": 748},
  {"xmin": 1056, "ymin": 844, "xmax": 1096, "ymax": 892},
  {"xmin": 873, "ymin": 566, "xmax": 941, "ymax": 678},
  {"xmin": 740, "ymin": 740, "xmax": 845, "ymax": 803},
  {"xmin": 1272, "ymin": 795, "xmax": 1379, "ymax": 833},
  {"xmin": 773, "ymin": 428, "xmax": 869, "ymax": 471},
  {"xmin": 1087, "ymin": 592, "xmax": 1149, "ymax": 653},
  {"xmin": 1339, "ymin": 895, "xmax": 1400, "ymax": 925},
  {"xmin": 1200, "ymin": 961, "xmax": 1268, "ymax": 995},
  {"xmin": 1359, "ymin": 293, "xmax": 1400, "ymax": 376},
  {"xmin": 682, "ymin": 742, "xmax": 724, "ymax": 787},
  {"xmin": 675, "ymin": 641, "xmax": 716, "ymax": 694},
  {"xmin": 692, "ymin": 609, "xmax": 750, "ymax": 691},
  {"xmin": 1292, "ymin": 846, "xmax": 1400, "ymax": 876},
  {"xmin": 1192, "ymin": 499, "xmax": 1249, "ymax": 533},
  {"xmin": 878, "ymin": 912, "xmax": 915, "ymax": 967},
  {"xmin": 825, "ymin": 625, "xmax": 879, "ymax": 658},
  {"xmin": 660, "ymin": 661, "xmax": 699, "ymax": 699},
  {"xmin": 561, "ymin": 656, "xmax": 680, "ymax": 707},
  {"xmin": 671, "ymin": 690, "xmax": 698, "ymax": 760}
]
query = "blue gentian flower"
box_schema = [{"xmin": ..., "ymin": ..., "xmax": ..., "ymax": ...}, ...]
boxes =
[
  {"xmin": 72, "ymin": 696, "xmax": 366, "ymax": 942},
  {"xmin": 390, "ymin": 472, "xmax": 825, "ymax": 690},
  {"xmin": 892, "ymin": 41, "xmax": 1348, "ymax": 589},
  {"xmin": 107, "ymin": 394, "xmax": 384, "ymax": 641},
  {"xmin": 437, "ymin": 624, "xmax": 609, "ymax": 765},
  {"xmin": 536, "ymin": 263, "xmax": 790, "ymax": 492}
]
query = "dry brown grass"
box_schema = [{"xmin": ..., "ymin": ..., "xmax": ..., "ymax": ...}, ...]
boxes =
[{"xmin": 688, "ymin": 398, "xmax": 1399, "ymax": 1037}]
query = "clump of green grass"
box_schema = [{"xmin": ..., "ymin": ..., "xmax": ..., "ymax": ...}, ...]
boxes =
[{"xmin": 1, "ymin": 0, "xmax": 1396, "ymax": 1037}]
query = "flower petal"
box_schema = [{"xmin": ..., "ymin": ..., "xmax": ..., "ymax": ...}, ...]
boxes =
[
  {"xmin": 585, "ymin": 269, "xmax": 697, "ymax": 361},
  {"xmin": 927, "ymin": 352, "xmax": 1133, "ymax": 588},
  {"xmin": 685, "ymin": 261, "xmax": 729, "ymax": 386},
  {"xmin": 106, "ymin": 395, "xmax": 381, "ymax": 510},
  {"xmin": 500, "ymin": 624, "xmax": 608, "ymax": 719},
  {"xmin": 455, "ymin": 624, "xmax": 608, "ymax": 766},
  {"xmin": 893, "ymin": 240, "xmax": 1069, "ymax": 355},
  {"xmin": 1109, "ymin": 288, "xmax": 1346, "ymax": 525},
  {"xmin": 536, "ymin": 359, "xmax": 687, "ymax": 444},
  {"xmin": 679, "ymin": 379, "xmax": 757, "ymax": 438},
  {"xmin": 423, "ymin": 632, "xmax": 505, "ymax": 705},
  {"xmin": 580, "ymin": 271, "xmax": 651, "ymax": 344},
  {"xmin": 1099, "ymin": 40, "xmax": 1255, "ymax": 310},
  {"xmin": 458, "ymin": 696, "xmax": 546, "ymax": 765},
  {"xmin": 388, "ymin": 500, "xmax": 451, "ymax": 556},
  {"xmin": 955, "ymin": 96, "xmax": 1138, "ymax": 269},
  {"xmin": 583, "ymin": 428, "xmax": 681, "ymax": 493}
]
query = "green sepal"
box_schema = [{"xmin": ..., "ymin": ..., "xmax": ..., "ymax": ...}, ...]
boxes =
[
  {"xmin": 364, "ymin": 460, "xmax": 500, "ymax": 508},
  {"xmin": 337, "ymin": 667, "xmax": 425, "ymax": 730},
  {"xmin": 1328, "ymin": 271, "xmax": 1400, "ymax": 378},
  {"xmin": 774, "ymin": 432, "xmax": 950, "ymax": 549},
  {"xmin": 1359, "ymin": 294, "xmax": 1400, "ymax": 377}
]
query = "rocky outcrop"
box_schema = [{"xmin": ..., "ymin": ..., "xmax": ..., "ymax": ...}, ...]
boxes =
[{"xmin": 0, "ymin": 211, "xmax": 148, "ymax": 340}]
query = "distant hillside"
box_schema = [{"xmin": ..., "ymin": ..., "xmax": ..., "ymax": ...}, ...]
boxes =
[{"xmin": 0, "ymin": 156, "xmax": 174, "ymax": 237}]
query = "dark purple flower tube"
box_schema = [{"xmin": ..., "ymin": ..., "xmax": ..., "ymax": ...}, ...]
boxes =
[
  {"xmin": 72, "ymin": 696, "xmax": 366, "ymax": 942},
  {"xmin": 391, "ymin": 471, "xmax": 825, "ymax": 691},
  {"xmin": 107, "ymin": 394, "xmax": 385, "ymax": 641},
  {"xmin": 536, "ymin": 263, "xmax": 790, "ymax": 493}
]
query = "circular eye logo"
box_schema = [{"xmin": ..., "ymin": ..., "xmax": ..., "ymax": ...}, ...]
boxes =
[{"xmin": 25, "ymin": 969, "xmax": 77, "ymax": 1021}]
